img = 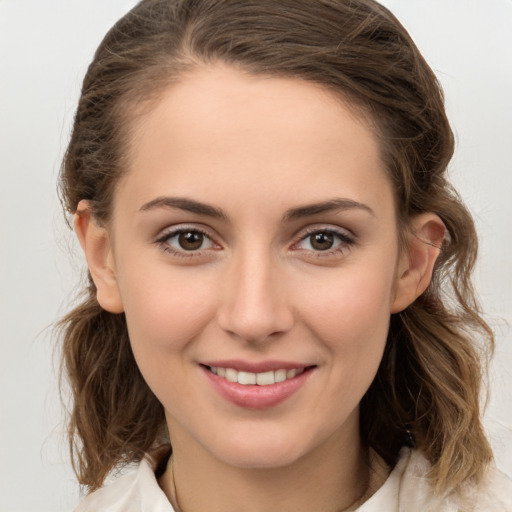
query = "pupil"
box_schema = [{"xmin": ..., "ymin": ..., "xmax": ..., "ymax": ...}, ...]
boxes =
[
  {"xmin": 179, "ymin": 231, "xmax": 203, "ymax": 250},
  {"xmin": 311, "ymin": 232, "xmax": 334, "ymax": 251}
]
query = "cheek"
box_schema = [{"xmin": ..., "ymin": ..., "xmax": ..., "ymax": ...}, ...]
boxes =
[
  {"xmin": 116, "ymin": 261, "xmax": 218, "ymax": 355},
  {"xmin": 296, "ymin": 260, "xmax": 395, "ymax": 374},
  {"xmin": 116, "ymin": 265, "xmax": 221, "ymax": 411}
]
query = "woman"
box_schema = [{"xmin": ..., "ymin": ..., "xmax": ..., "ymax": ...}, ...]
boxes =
[{"xmin": 59, "ymin": 0, "xmax": 512, "ymax": 510}]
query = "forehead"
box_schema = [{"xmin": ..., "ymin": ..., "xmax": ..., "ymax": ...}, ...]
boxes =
[{"xmin": 116, "ymin": 64, "xmax": 393, "ymax": 218}]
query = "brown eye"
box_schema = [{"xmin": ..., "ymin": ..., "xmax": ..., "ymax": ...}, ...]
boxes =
[
  {"xmin": 157, "ymin": 227, "xmax": 217, "ymax": 256},
  {"xmin": 178, "ymin": 231, "xmax": 204, "ymax": 250},
  {"xmin": 310, "ymin": 232, "xmax": 334, "ymax": 251},
  {"xmin": 294, "ymin": 228, "xmax": 354, "ymax": 255}
]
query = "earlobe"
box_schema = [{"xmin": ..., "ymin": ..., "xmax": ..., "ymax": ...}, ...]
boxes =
[
  {"xmin": 391, "ymin": 213, "xmax": 445, "ymax": 314},
  {"xmin": 74, "ymin": 200, "xmax": 124, "ymax": 314}
]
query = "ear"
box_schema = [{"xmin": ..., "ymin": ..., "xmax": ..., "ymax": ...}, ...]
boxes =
[
  {"xmin": 74, "ymin": 200, "xmax": 124, "ymax": 313},
  {"xmin": 391, "ymin": 213, "xmax": 445, "ymax": 314}
]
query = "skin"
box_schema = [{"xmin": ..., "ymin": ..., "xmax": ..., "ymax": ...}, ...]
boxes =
[{"xmin": 75, "ymin": 64, "xmax": 444, "ymax": 512}]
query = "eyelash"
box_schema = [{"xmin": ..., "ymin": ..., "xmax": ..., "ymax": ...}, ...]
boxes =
[
  {"xmin": 291, "ymin": 227, "xmax": 356, "ymax": 258},
  {"xmin": 155, "ymin": 226, "xmax": 218, "ymax": 258},
  {"xmin": 154, "ymin": 225, "xmax": 356, "ymax": 259}
]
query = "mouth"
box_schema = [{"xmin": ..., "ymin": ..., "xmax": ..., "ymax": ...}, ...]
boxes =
[
  {"xmin": 200, "ymin": 362, "xmax": 316, "ymax": 409},
  {"xmin": 204, "ymin": 365, "xmax": 309, "ymax": 386}
]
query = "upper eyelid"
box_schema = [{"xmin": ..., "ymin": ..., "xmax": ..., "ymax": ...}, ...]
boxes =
[
  {"xmin": 293, "ymin": 224, "xmax": 355, "ymax": 241},
  {"xmin": 155, "ymin": 223, "xmax": 216, "ymax": 241}
]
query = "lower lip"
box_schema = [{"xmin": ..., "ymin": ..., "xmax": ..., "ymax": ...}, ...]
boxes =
[{"xmin": 202, "ymin": 367, "xmax": 314, "ymax": 410}]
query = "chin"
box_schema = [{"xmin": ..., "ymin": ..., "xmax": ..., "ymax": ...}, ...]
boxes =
[{"xmin": 199, "ymin": 424, "xmax": 325, "ymax": 470}]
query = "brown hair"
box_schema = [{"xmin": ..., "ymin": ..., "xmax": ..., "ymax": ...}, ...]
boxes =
[{"xmin": 59, "ymin": 0, "xmax": 494, "ymax": 494}]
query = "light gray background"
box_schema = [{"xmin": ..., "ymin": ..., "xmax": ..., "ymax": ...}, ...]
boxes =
[{"xmin": 1, "ymin": 1, "xmax": 511, "ymax": 510}]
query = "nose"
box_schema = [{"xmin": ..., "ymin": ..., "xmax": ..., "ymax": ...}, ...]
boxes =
[{"xmin": 216, "ymin": 249, "xmax": 294, "ymax": 344}]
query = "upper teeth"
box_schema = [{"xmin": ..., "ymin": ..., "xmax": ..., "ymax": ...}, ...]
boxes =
[{"xmin": 209, "ymin": 366, "xmax": 305, "ymax": 386}]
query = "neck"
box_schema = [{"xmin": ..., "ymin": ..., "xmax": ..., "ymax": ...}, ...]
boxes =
[{"xmin": 159, "ymin": 420, "xmax": 369, "ymax": 512}]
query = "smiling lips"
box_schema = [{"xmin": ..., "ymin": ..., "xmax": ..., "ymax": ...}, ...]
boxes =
[
  {"xmin": 202, "ymin": 362, "xmax": 315, "ymax": 409},
  {"xmin": 208, "ymin": 366, "xmax": 306, "ymax": 386}
]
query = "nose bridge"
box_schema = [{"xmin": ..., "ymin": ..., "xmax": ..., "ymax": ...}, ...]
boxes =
[{"xmin": 217, "ymin": 243, "xmax": 293, "ymax": 343}]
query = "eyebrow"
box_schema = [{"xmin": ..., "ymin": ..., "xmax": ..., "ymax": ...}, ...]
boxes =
[
  {"xmin": 139, "ymin": 196, "xmax": 374, "ymax": 221},
  {"xmin": 139, "ymin": 197, "xmax": 228, "ymax": 220},
  {"xmin": 283, "ymin": 198, "xmax": 375, "ymax": 221}
]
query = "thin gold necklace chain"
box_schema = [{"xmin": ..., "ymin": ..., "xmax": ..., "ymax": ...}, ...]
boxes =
[{"xmin": 169, "ymin": 457, "xmax": 183, "ymax": 512}]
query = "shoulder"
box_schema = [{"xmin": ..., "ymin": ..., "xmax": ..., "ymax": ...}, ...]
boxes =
[
  {"xmin": 359, "ymin": 448, "xmax": 512, "ymax": 512},
  {"xmin": 74, "ymin": 455, "xmax": 174, "ymax": 512},
  {"xmin": 462, "ymin": 463, "xmax": 512, "ymax": 511}
]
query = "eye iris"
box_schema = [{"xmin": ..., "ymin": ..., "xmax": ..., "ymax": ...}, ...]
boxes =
[
  {"xmin": 178, "ymin": 231, "xmax": 204, "ymax": 250},
  {"xmin": 310, "ymin": 232, "xmax": 334, "ymax": 251}
]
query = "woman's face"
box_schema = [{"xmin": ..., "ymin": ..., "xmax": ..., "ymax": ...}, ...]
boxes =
[{"xmin": 101, "ymin": 65, "xmax": 409, "ymax": 468}]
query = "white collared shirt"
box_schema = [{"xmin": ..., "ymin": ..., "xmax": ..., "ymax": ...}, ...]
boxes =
[{"xmin": 75, "ymin": 449, "xmax": 512, "ymax": 512}]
